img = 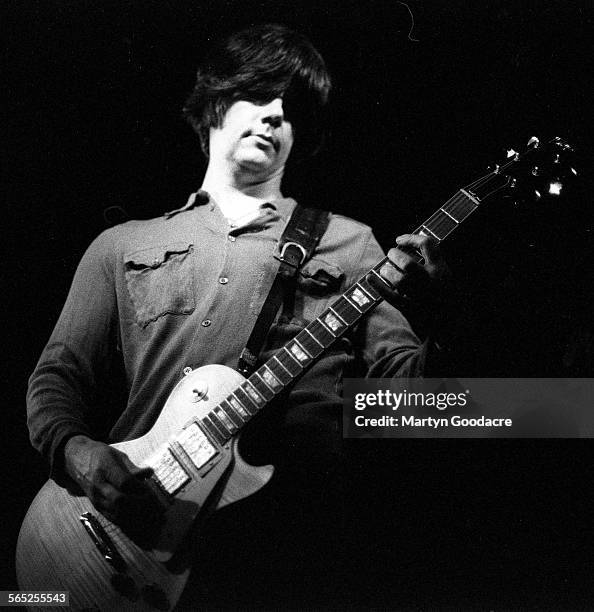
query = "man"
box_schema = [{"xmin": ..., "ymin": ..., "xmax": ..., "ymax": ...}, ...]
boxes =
[{"xmin": 26, "ymin": 23, "xmax": 451, "ymax": 605}]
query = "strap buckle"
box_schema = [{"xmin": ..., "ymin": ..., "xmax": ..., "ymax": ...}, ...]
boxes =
[{"xmin": 279, "ymin": 241, "xmax": 308, "ymax": 266}]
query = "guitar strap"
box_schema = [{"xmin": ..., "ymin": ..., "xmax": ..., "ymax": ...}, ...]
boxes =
[{"xmin": 237, "ymin": 204, "xmax": 330, "ymax": 376}]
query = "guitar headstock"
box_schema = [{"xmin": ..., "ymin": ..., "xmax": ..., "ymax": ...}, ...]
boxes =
[
  {"xmin": 411, "ymin": 135, "xmax": 580, "ymax": 258},
  {"xmin": 469, "ymin": 136, "xmax": 578, "ymax": 206}
]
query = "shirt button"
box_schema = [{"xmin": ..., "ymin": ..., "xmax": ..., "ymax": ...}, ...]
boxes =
[
  {"xmin": 201, "ymin": 319, "xmax": 212, "ymax": 327},
  {"xmin": 228, "ymin": 235, "xmax": 236, "ymax": 242},
  {"xmin": 219, "ymin": 277, "xmax": 229, "ymax": 285}
]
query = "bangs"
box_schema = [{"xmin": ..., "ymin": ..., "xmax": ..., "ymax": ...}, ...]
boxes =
[{"xmin": 183, "ymin": 24, "xmax": 331, "ymax": 158}]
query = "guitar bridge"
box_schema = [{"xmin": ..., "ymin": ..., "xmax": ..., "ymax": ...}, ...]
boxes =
[{"xmin": 80, "ymin": 512, "xmax": 127, "ymax": 573}]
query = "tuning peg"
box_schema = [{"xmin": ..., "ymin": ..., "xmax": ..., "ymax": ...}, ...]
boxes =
[
  {"xmin": 552, "ymin": 136, "xmax": 573, "ymax": 151},
  {"xmin": 548, "ymin": 181, "xmax": 563, "ymax": 196},
  {"xmin": 527, "ymin": 136, "xmax": 540, "ymax": 148}
]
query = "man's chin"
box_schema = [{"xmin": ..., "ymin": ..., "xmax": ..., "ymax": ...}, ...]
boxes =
[{"xmin": 236, "ymin": 156, "xmax": 276, "ymax": 175}]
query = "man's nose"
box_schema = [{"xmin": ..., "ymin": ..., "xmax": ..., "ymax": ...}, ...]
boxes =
[{"xmin": 261, "ymin": 98, "xmax": 284, "ymax": 129}]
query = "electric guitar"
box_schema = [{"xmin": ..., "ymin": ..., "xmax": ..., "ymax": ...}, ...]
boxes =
[{"xmin": 16, "ymin": 137, "xmax": 575, "ymax": 611}]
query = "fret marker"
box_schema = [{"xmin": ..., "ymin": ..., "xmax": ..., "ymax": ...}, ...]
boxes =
[
  {"xmin": 323, "ymin": 311, "xmax": 342, "ymax": 332},
  {"xmin": 351, "ymin": 287, "xmax": 371, "ymax": 307},
  {"xmin": 289, "ymin": 342, "xmax": 309, "ymax": 363},
  {"xmin": 229, "ymin": 395, "xmax": 249, "ymax": 419},
  {"xmin": 244, "ymin": 382, "xmax": 264, "ymax": 405},
  {"xmin": 261, "ymin": 367, "xmax": 281, "ymax": 390},
  {"xmin": 214, "ymin": 407, "xmax": 236, "ymax": 432}
]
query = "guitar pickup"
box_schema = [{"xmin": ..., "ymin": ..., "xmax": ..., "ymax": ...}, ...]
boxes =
[
  {"xmin": 173, "ymin": 422, "xmax": 219, "ymax": 473},
  {"xmin": 144, "ymin": 447, "xmax": 191, "ymax": 497}
]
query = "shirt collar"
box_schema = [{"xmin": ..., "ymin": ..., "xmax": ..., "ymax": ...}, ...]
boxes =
[
  {"xmin": 163, "ymin": 189, "xmax": 210, "ymax": 219},
  {"xmin": 164, "ymin": 189, "xmax": 297, "ymax": 223}
]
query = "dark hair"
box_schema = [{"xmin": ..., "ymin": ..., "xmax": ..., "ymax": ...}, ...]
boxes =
[{"xmin": 183, "ymin": 24, "xmax": 331, "ymax": 159}]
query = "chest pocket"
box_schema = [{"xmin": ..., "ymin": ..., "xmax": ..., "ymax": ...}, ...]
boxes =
[
  {"xmin": 124, "ymin": 243, "xmax": 195, "ymax": 327},
  {"xmin": 292, "ymin": 257, "xmax": 345, "ymax": 324}
]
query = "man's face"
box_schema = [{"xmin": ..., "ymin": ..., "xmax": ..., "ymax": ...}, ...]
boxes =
[{"xmin": 208, "ymin": 98, "xmax": 294, "ymax": 180}]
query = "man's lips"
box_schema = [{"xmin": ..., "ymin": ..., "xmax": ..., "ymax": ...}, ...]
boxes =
[{"xmin": 243, "ymin": 132, "xmax": 277, "ymax": 150}]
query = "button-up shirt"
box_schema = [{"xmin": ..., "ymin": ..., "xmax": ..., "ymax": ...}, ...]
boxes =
[{"xmin": 27, "ymin": 192, "xmax": 431, "ymax": 474}]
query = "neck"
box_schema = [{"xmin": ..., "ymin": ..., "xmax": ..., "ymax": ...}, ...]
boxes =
[{"xmin": 201, "ymin": 160, "xmax": 285, "ymax": 219}]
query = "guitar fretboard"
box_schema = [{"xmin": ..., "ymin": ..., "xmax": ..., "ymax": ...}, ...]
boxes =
[{"xmin": 414, "ymin": 189, "xmax": 479, "ymax": 242}]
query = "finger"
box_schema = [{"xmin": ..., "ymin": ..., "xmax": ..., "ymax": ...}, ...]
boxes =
[
  {"xmin": 397, "ymin": 265, "xmax": 432, "ymax": 298},
  {"xmin": 367, "ymin": 270, "xmax": 410, "ymax": 309},
  {"xmin": 395, "ymin": 234, "xmax": 443, "ymax": 263},
  {"xmin": 385, "ymin": 246, "xmax": 419, "ymax": 274},
  {"xmin": 105, "ymin": 451, "xmax": 154, "ymax": 495},
  {"xmin": 367, "ymin": 271, "xmax": 401, "ymax": 299},
  {"xmin": 92, "ymin": 481, "xmax": 125, "ymax": 517},
  {"xmin": 379, "ymin": 247, "xmax": 426, "ymax": 288},
  {"xmin": 108, "ymin": 456, "xmax": 164, "ymax": 518},
  {"xmin": 94, "ymin": 482, "xmax": 164, "ymax": 528},
  {"xmin": 367, "ymin": 268, "xmax": 397, "ymax": 295},
  {"xmin": 115, "ymin": 448, "xmax": 152, "ymax": 479}
]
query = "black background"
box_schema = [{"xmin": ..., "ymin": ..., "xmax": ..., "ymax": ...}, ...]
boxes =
[{"xmin": 4, "ymin": 1, "xmax": 594, "ymax": 607}]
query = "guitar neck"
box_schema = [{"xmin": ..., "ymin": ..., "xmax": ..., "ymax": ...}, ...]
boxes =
[{"xmin": 196, "ymin": 186, "xmax": 488, "ymax": 445}]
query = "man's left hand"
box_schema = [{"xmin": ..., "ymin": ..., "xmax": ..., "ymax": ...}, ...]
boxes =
[{"xmin": 371, "ymin": 233, "xmax": 452, "ymax": 337}]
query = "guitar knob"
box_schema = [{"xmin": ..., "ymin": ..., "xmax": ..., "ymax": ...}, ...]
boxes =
[{"xmin": 531, "ymin": 166, "xmax": 540, "ymax": 176}]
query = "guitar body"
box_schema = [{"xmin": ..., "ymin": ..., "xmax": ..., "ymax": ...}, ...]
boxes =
[{"xmin": 16, "ymin": 364, "xmax": 274, "ymax": 611}]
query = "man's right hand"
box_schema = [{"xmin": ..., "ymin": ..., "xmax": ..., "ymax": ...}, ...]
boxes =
[{"xmin": 63, "ymin": 435, "xmax": 164, "ymax": 541}]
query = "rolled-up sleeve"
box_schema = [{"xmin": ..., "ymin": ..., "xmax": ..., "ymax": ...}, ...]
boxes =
[{"xmin": 26, "ymin": 229, "xmax": 118, "ymax": 476}]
